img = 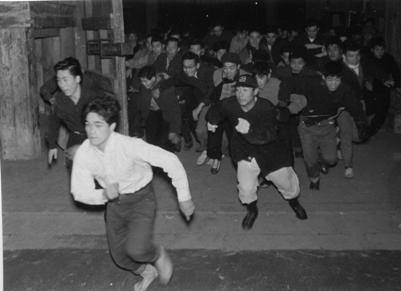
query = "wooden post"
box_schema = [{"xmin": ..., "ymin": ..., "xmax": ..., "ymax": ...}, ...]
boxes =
[
  {"xmin": 0, "ymin": 28, "xmax": 41, "ymax": 159},
  {"xmin": 111, "ymin": 0, "xmax": 128, "ymax": 135},
  {"xmin": 384, "ymin": 0, "xmax": 401, "ymax": 65}
]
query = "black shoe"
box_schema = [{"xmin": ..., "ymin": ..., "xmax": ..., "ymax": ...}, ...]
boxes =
[
  {"xmin": 183, "ymin": 140, "xmax": 193, "ymax": 151},
  {"xmin": 309, "ymin": 179, "xmax": 320, "ymax": 190},
  {"xmin": 288, "ymin": 198, "xmax": 308, "ymax": 220},
  {"xmin": 241, "ymin": 201, "xmax": 258, "ymax": 230},
  {"xmin": 210, "ymin": 159, "xmax": 221, "ymax": 175},
  {"xmin": 320, "ymin": 165, "xmax": 329, "ymax": 175}
]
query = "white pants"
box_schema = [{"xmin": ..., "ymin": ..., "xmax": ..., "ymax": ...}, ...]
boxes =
[{"xmin": 237, "ymin": 158, "xmax": 300, "ymax": 204}]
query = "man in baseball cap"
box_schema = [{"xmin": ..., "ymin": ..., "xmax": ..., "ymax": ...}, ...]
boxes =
[{"xmin": 207, "ymin": 74, "xmax": 308, "ymax": 230}]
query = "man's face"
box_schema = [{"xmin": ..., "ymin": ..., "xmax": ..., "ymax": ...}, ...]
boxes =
[
  {"xmin": 236, "ymin": 86, "xmax": 257, "ymax": 110},
  {"xmin": 256, "ymin": 74, "xmax": 269, "ymax": 88},
  {"xmin": 189, "ymin": 44, "xmax": 202, "ymax": 56},
  {"xmin": 325, "ymin": 75, "xmax": 342, "ymax": 92},
  {"xmin": 140, "ymin": 76, "xmax": 156, "ymax": 89},
  {"xmin": 85, "ymin": 112, "xmax": 115, "ymax": 151},
  {"xmin": 290, "ymin": 58, "xmax": 305, "ymax": 74},
  {"xmin": 213, "ymin": 25, "xmax": 223, "ymax": 37},
  {"xmin": 372, "ymin": 46, "xmax": 385, "ymax": 59},
  {"xmin": 183, "ymin": 59, "xmax": 199, "ymax": 77},
  {"xmin": 166, "ymin": 41, "xmax": 178, "ymax": 57},
  {"xmin": 249, "ymin": 31, "xmax": 261, "ymax": 48},
  {"xmin": 265, "ymin": 32, "xmax": 277, "ymax": 46},
  {"xmin": 306, "ymin": 25, "xmax": 319, "ymax": 39},
  {"xmin": 56, "ymin": 69, "xmax": 81, "ymax": 97},
  {"xmin": 344, "ymin": 50, "xmax": 360, "ymax": 66},
  {"xmin": 151, "ymin": 41, "xmax": 163, "ymax": 56},
  {"xmin": 222, "ymin": 62, "xmax": 239, "ymax": 80},
  {"xmin": 327, "ymin": 44, "xmax": 342, "ymax": 61},
  {"xmin": 216, "ymin": 48, "xmax": 227, "ymax": 61}
]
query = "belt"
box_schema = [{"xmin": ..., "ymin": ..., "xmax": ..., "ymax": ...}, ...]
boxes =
[
  {"xmin": 301, "ymin": 117, "xmax": 335, "ymax": 127},
  {"xmin": 113, "ymin": 182, "xmax": 152, "ymax": 202}
]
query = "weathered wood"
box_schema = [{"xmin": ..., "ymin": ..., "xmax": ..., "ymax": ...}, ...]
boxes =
[
  {"xmin": 33, "ymin": 28, "xmax": 60, "ymax": 39},
  {"xmin": 30, "ymin": 1, "xmax": 76, "ymax": 28},
  {"xmin": 0, "ymin": 28, "xmax": 41, "ymax": 160},
  {"xmin": 111, "ymin": 0, "xmax": 128, "ymax": 135},
  {"xmin": 384, "ymin": 0, "xmax": 401, "ymax": 65},
  {"xmin": 60, "ymin": 27, "xmax": 75, "ymax": 58},
  {"xmin": 0, "ymin": 2, "xmax": 30, "ymax": 28},
  {"xmin": 82, "ymin": 16, "xmax": 111, "ymax": 30},
  {"xmin": 74, "ymin": 1, "xmax": 87, "ymax": 69}
]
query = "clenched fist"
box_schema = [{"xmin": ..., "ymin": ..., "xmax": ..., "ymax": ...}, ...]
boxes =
[{"xmin": 235, "ymin": 118, "xmax": 250, "ymax": 134}]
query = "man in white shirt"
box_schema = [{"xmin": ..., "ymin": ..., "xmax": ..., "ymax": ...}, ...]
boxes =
[{"xmin": 71, "ymin": 96, "xmax": 195, "ymax": 291}]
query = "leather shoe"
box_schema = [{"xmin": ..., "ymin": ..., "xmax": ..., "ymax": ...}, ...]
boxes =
[
  {"xmin": 309, "ymin": 179, "xmax": 320, "ymax": 190},
  {"xmin": 288, "ymin": 199, "xmax": 308, "ymax": 220},
  {"xmin": 320, "ymin": 165, "xmax": 329, "ymax": 174},
  {"xmin": 210, "ymin": 159, "xmax": 221, "ymax": 174},
  {"xmin": 241, "ymin": 202, "xmax": 258, "ymax": 230}
]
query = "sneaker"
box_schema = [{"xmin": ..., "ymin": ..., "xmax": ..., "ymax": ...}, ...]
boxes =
[
  {"xmin": 309, "ymin": 179, "xmax": 320, "ymax": 190},
  {"xmin": 210, "ymin": 159, "xmax": 221, "ymax": 174},
  {"xmin": 134, "ymin": 264, "xmax": 158, "ymax": 291},
  {"xmin": 344, "ymin": 167, "xmax": 354, "ymax": 178},
  {"xmin": 183, "ymin": 140, "xmax": 193, "ymax": 151},
  {"xmin": 155, "ymin": 247, "xmax": 173, "ymax": 285},
  {"xmin": 196, "ymin": 150, "xmax": 208, "ymax": 166}
]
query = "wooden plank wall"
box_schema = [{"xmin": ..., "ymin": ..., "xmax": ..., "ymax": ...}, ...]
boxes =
[{"xmin": 0, "ymin": 28, "xmax": 41, "ymax": 159}]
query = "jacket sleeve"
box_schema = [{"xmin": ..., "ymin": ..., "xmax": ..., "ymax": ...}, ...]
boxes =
[
  {"xmin": 40, "ymin": 76, "xmax": 59, "ymax": 103},
  {"xmin": 47, "ymin": 108, "xmax": 62, "ymax": 149}
]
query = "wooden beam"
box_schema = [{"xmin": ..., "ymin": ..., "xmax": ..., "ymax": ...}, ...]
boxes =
[
  {"xmin": 30, "ymin": 1, "xmax": 76, "ymax": 28},
  {"xmin": 82, "ymin": 16, "xmax": 111, "ymax": 30},
  {"xmin": 33, "ymin": 28, "xmax": 60, "ymax": 39},
  {"xmin": 0, "ymin": 2, "xmax": 30, "ymax": 28}
]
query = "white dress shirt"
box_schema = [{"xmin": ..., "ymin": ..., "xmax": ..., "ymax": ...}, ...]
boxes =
[{"xmin": 71, "ymin": 132, "xmax": 191, "ymax": 205}]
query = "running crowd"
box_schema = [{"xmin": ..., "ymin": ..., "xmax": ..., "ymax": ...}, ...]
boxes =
[{"xmin": 41, "ymin": 18, "xmax": 400, "ymax": 291}]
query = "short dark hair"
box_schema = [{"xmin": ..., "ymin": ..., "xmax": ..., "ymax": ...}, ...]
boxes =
[
  {"xmin": 189, "ymin": 38, "xmax": 203, "ymax": 48},
  {"xmin": 253, "ymin": 61, "xmax": 272, "ymax": 76},
  {"xmin": 138, "ymin": 65, "xmax": 156, "ymax": 80},
  {"xmin": 213, "ymin": 40, "xmax": 229, "ymax": 52},
  {"xmin": 84, "ymin": 95, "xmax": 121, "ymax": 126},
  {"xmin": 343, "ymin": 41, "xmax": 361, "ymax": 53},
  {"xmin": 54, "ymin": 57, "xmax": 83, "ymax": 80},
  {"xmin": 325, "ymin": 37, "xmax": 343, "ymax": 50},
  {"xmin": 151, "ymin": 36, "xmax": 164, "ymax": 45},
  {"xmin": 323, "ymin": 61, "xmax": 343, "ymax": 77},
  {"xmin": 166, "ymin": 37, "xmax": 179, "ymax": 46},
  {"xmin": 305, "ymin": 18, "xmax": 319, "ymax": 28},
  {"xmin": 370, "ymin": 36, "xmax": 385, "ymax": 48},
  {"xmin": 182, "ymin": 51, "xmax": 200, "ymax": 64},
  {"xmin": 290, "ymin": 47, "xmax": 307, "ymax": 61}
]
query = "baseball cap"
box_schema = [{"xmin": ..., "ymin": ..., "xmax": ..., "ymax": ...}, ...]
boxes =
[
  {"xmin": 235, "ymin": 74, "xmax": 258, "ymax": 88},
  {"xmin": 221, "ymin": 52, "xmax": 241, "ymax": 65}
]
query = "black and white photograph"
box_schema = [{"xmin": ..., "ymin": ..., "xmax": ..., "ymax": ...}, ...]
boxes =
[{"xmin": 1, "ymin": 0, "xmax": 401, "ymax": 290}]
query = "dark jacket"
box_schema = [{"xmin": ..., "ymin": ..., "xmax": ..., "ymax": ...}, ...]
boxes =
[
  {"xmin": 137, "ymin": 80, "xmax": 181, "ymax": 134},
  {"xmin": 47, "ymin": 86, "xmax": 101, "ymax": 149},
  {"xmin": 207, "ymin": 96, "xmax": 292, "ymax": 175}
]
